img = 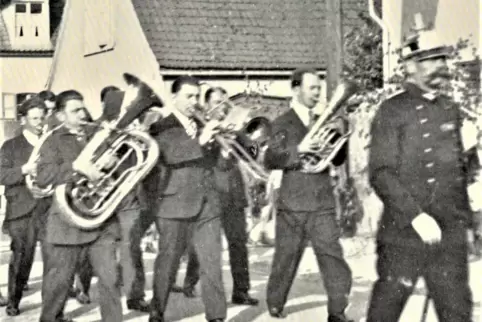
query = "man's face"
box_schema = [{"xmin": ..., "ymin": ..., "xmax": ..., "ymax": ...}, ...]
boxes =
[
  {"xmin": 294, "ymin": 73, "xmax": 321, "ymax": 109},
  {"xmin": 206, "ymin": 90, "xmax": 229, "ymax": 120},
  {"xmin": 59, "ymin": 99, "xmax": 89, "ymax": 128},
  {"xmin": 173, "ymin": 83, "xmax": 200, "ymax": 116},
  {"xmin": 413, "ymin": 57, "xmax": 451, "ymax": 90},
  {"xmin": 23, "ymin": 107, "xmax": 46, "ymax": 135}
]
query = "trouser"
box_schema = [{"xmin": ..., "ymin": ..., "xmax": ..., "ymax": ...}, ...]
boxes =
[
  {"xmin": 150, "ymin": 196, "xmax": 227, "ymax": 321},
  {"xmin": 6, "ymin": 215, "xmax": 38, "ymax": 307},
  {"xmin": 366, "ymin": 242, "xmax": 473, "ymax": 322},
  {"xmin": 39, "ymin": 228, "xmax": 122, "ymax": 322},
  {"xmin": 73, "ymin": 207, "xmax": 154, "ymax": 299},
  {"xmin": 266, "ymin": 209, "xmax": 352, "ymax": 315},
  {"xmin": 182, "ymin": 205, "xmax": 250, "ymax": 294},
  {"xmin": 5, "ymin": 201, "xmax": 49, "ymax": 307}
]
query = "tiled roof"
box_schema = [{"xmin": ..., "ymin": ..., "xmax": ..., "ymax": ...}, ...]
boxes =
[{"xmin": 133, "ymin": 0, "xmax": 367, "ymax": 70}]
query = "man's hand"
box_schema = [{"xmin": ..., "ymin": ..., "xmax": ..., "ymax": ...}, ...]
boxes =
[
  {"xmin": 97, "ymin": 153, "xmax": 119, "ymax": 170},
  {"xmin": 411, "ymin": 212, "xmax": 442, "ymax": 245},
  {"xmin": 73, "ymin": 160, "xmax": 104, "ymax": 181},
  {"xmin": 21, "ymin": 163, "xmax": 37, "ymax": 176},
  {"xmin": 199, "ymin": 121, "xmax": 221, "ymax": 146}
]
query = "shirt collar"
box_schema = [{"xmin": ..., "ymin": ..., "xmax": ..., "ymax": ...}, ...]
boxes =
[
  {"xmin": 291, "ymin": 99, "xmax": 318, "ymax": 127},
  {"xmin": 172, "ymin": 108, "xmax": 195, "ymax": 132},
  {"xmin": 22, "ymin": 129, "xmax": 40, "ymax": 147}
]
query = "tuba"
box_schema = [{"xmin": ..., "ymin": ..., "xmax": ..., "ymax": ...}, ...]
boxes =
[
  {"xmin": 26, "ymin": 123, "xmax": 64, "ymax": 199},
  {"xmin": 190, "ymin": 99, "xmax": 272, "ymax": 182},
  {"xmin": 55, "ymin": 73, "xmax": 164, "ymax": 230},
  {"xmin": 298, "ymin": 80, "xmax": 358, "ymax": 173}
]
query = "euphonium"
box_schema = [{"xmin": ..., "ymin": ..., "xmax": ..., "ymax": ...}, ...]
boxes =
[
  {"xmin": 190, "ymin": 100, "xmax": 272, "ymax": 182},
  {"xmin": 298, "ymin": 80, "xmax": 358, "ymax": 173},
  {"xmin": 26, "ymin": 123, "xmax": 64, "ymax": 199},
  {"xmin": 55, "ymin": 73, "xmax": 164, "ymax": 230}
]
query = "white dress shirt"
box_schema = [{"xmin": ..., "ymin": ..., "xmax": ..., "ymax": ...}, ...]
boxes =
[
  {"xmin": 291, "ymin": 99, "xmax": 317, "ymax": 128},
  {"xmin": 23, "ymin": 129, "xmax": 40, "ymax": 147}
]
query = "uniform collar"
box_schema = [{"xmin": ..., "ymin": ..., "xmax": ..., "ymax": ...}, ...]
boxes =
[{"xmin": 404, "ymin": 82, "xmax": 440, "ymax": 101}]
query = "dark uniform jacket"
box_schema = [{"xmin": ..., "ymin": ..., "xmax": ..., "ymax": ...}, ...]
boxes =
[
  {"xmin": 0, "ymin": 134, "xmax": 37, "ymax": 222},
  {"xmin": 369, "ymin": 83, "xmax": 473, "ymax": 248},
  {"xmin": 36, "ymin": 126, "xmax": 119, "ymax": 245},
  {"xmin": 151, "ymin": 114, "xmax": 230, "ymax": 219},
  {"xmin": 264, "ymin": 108, "xmax": 346, "ymax": 212}
]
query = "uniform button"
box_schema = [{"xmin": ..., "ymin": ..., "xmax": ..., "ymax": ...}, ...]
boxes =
[
  {"xmin": 423, "ymin": 133, "xmax": 431, "ymax": 138},
  {"xmin": 420, "ymin": 118, "xmax": 428, "ymax": 124},
  {"xmin": 426, "ymin": 162, "xmax": 434, "ymax": 168},
  {"xmin": 427, "ymin": 178, "xmax": 436, "ymax": 184},
  {"xmin": 424, "ymin": 148, "xmax": 433, "ymax": 153}
]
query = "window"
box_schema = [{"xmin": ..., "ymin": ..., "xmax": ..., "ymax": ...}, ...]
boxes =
[
  {"xmin": 83, "ymin": 0, "xmax": 115, "ymax": 56},
  {"xmin": 14, "ymin": 3, "xmax": 28, "ymax": 38},
  {"xmin": 1, "ymin": 94, "xmax": 17, "ymax": 119},
  {"xmin": 15, "ymin": 4, "xmax": 27, "ymax": 13},
  {"xmin": 31, "ymin": 3, "xmax": 42, "ymax": 14}
]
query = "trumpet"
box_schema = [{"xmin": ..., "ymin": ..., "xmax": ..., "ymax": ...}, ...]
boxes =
[
  {"xmin": 26, "ymin": 123, "xmax": 63, "ymax": 199},
  {"xmin": 298, "ymin": 80, "xmax": 358, "ymax": 173},
  {"xmin": 190, "ymin": 101, "xmax": 272, "ymax": 182}
]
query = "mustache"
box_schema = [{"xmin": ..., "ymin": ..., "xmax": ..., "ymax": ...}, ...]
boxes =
[{"xmin": 429, "ymin": 69, "xmax": 452, "ymax": 80}]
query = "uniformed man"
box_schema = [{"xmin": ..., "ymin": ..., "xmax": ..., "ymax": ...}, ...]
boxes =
[{"xmin": 366, "ymin": 27, "xmax": 475, "ymax": 322}]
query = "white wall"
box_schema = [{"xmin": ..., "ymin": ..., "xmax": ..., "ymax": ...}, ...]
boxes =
[{"xmin": 48, "ymin": 0, "xmax": 166, "ymax": 119}]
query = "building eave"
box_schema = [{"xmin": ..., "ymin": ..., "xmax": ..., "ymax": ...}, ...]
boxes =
[
  {"xmin": 0, "ymin": 50, "xmax": 54, "ymax": 57},
  {"xmin": 160, "ymin": 68, "xmax": 327, "ymax": 77}
]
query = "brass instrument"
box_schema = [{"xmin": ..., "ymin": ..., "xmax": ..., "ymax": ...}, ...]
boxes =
[
  {"xmin": 298, "ymin": 80, "xmax": 358, "ymax": 173},
  {"xmin": 55, "ymin": 73, "xmax": 164, "ymax": 230},
  {"xmin": 26, "ymin": 123, "xmax": 64, "ymax": 199},
  {"xmin": 190, "ymin": 100, "xmax": 272, "ymax": 182}
]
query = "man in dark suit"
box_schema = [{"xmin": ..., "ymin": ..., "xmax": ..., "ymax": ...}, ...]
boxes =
[
  {"xmin": 366, "ymin": 27, "xmax": 474, "ymax": 322},
  {"xmin": 37, "ymin": 90, "xmax": 122, "ymax": 322},
  {"xmin": 0, "ymin": 97, "xmax": 50, "ymax": 316},
  {"xmin": 72, "ymin": 86, "xmax": 152, "ymax": 311},
  {"xmin": 263, "ymin": 68, "xmax": 353, "ymax": 322},
  {"xmin": 148, "ymin": 76, "xmax": 228, "ymax": 322},
  {"xmin": 171, "ymin": 86, "xmax": 258, "ymax": 305}
]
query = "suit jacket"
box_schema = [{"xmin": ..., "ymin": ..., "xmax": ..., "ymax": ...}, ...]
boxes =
[
  {"xmin": 264, "ymin": 109, "xmax": 346, "ymax": 212},
  {"xmin": 151, "ymin": 115, "xmax": 228, "ymax": 219},
  {"xmin": 0, "ymin": 134, "xmax": 37, "ymax": 221},
  {"xmin": 369, "ymin": 83, "xmax": 472, "ymax": 248},
  {"xmin": 36, "ymin": 126, "xmax": 119, "ymax": 245},
  {"xmin": 214, "ymin": 165, "xmax": 248, "ymax": 210}
]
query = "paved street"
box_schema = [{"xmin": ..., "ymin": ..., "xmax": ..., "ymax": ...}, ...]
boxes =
[{"xmin": 0, "ymin": 237, "xmax": 480, "ymax": 322}]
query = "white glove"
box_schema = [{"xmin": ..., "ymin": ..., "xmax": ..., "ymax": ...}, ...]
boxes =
[{"xmin": 412, "ymin": 212, "xmax": 442, "ymax": 245}]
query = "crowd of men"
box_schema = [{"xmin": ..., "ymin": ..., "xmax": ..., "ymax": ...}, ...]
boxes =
[{"xmin": 0, "ymin": 25, "xmax": 480, "ymax": 322}]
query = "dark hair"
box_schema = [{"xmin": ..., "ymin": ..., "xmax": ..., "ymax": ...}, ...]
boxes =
[
  {"xmin": 291, "ymin": 67, "xmax": 319, "ymax": 88},
  {"xmin": 18, "ymin": 96, "xmax": 47, "ymax": 117},
  {"xmin": 204, "ymin": 86, "xmax": 227, "ymax": 103},
  {"xmin": 171, "ymin": 75, "xmax": 200, "ymax": 94},
  {"xmin": 100, "ymin": 86, "xmax": 120, "ymax": 103},
  {"xmin": 55, "ymin": 90, "xmax": 84, "ymax": 112},
  {"xmin": 37, "ymin": 90, "xmax": 56, "ymax": 102}
]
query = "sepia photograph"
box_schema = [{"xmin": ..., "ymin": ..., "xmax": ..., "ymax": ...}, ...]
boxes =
[{"xmin": 0, "ymin": 0, "xmax": 480, "ymax": 321}]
